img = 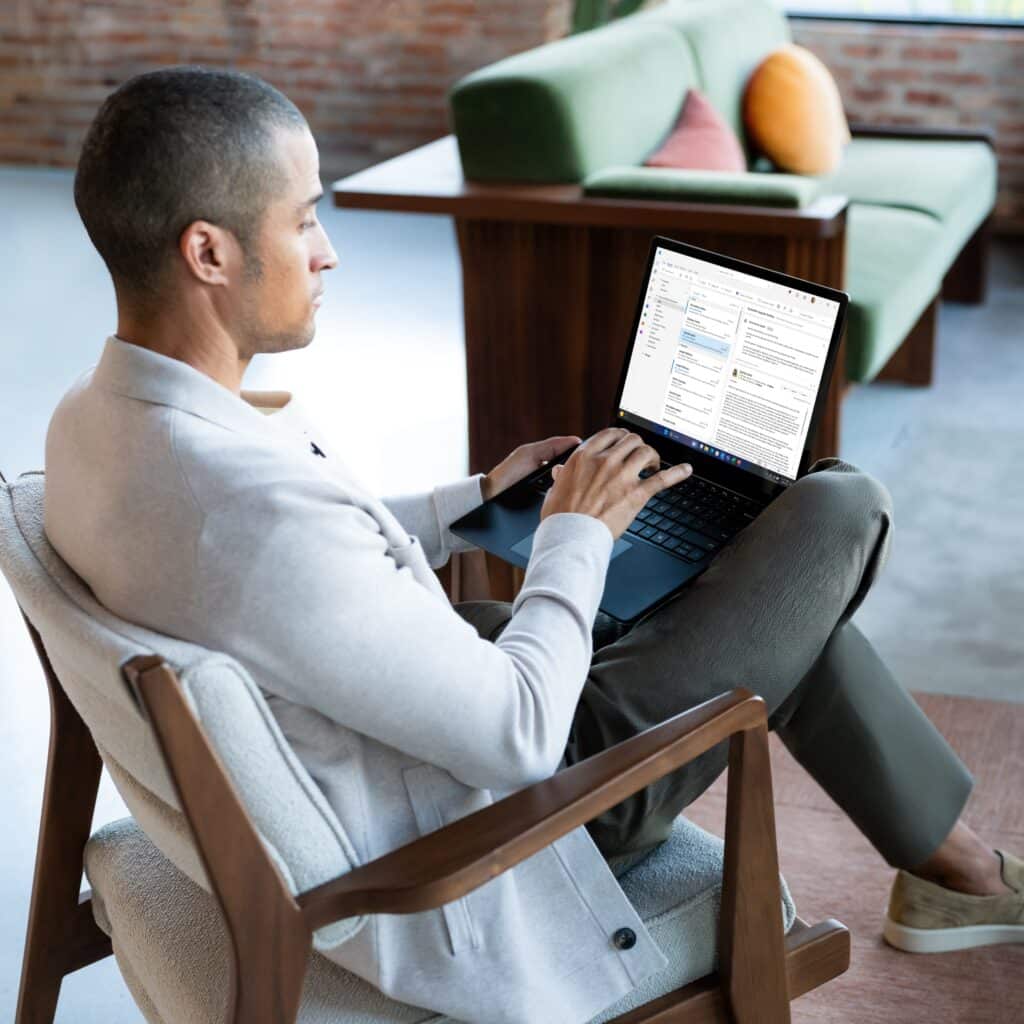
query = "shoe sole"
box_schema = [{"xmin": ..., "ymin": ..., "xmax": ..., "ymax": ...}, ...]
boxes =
[{"xmin": 884, "ymin": 916, "xmax": 1024, "ymax": 953}]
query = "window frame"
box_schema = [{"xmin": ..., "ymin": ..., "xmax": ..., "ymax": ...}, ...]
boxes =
[{"xmin": 785, "ymin": 8, "xmax": 1024, "ymax": 28}]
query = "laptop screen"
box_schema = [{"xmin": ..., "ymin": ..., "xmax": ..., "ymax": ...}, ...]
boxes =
[{"xmin": 617, "ymin": 243, "xmax": 842, "ymax": 486}]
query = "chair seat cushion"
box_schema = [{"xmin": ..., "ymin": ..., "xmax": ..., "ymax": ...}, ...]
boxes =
[{"xmin": 85, "ymin": 815, "xmax": 796, "ymax": 1024}]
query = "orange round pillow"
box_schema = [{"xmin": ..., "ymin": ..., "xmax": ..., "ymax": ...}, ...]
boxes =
[{"xmin": 743, "ymin": 44, "xmax": 850, "ymax": 175}]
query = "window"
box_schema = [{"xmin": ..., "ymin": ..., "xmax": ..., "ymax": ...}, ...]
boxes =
[{"xmin": 786, "ymin": 1, "xmax": 1024, "ymax": 25}]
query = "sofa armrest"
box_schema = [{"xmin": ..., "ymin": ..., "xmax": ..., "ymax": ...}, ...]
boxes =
[
  {"xmin": 849, "ymin": 122, "xmax": 995, "ymax": 149},
  {"xmin": 583, "ymin": 165, "xmax": 824, "ymax": 209},
  {"xmin": 332, "ymin": 136, "xmax": 850, "ymax": 239}
]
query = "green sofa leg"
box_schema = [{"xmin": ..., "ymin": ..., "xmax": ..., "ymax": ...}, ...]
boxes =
[
  {"xmin": 942, "ymin": 215, "xmax": 991, "ymax": 305},
  {"xmin": 875, "ymin": 295, "xmax": 938, "ymax": 388}
]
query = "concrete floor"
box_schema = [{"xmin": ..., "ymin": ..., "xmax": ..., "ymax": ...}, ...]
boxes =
[{"xmin": 0, "ymin": 164, "xmax": 1021, "ymax": 1020}]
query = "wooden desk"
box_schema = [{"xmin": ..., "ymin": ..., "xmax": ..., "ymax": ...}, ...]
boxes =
[{"xmin": 333, "ymin": 135, "xmax": 849, "ymax": 478}]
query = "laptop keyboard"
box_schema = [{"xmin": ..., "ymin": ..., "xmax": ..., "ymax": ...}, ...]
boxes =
[{"xmin": 531, "ymin": 465, "xmax": 762, "ymax": 564}]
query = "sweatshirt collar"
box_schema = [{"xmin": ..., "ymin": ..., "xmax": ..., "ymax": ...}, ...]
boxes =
[{"xmin": 91, "ymin": 336, "xmax": 282, "ymax": 438}]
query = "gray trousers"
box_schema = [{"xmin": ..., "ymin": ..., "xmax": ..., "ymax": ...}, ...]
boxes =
[{"xmin": 455, "ymin": 458, "xmax": 973, "ymax": 874}]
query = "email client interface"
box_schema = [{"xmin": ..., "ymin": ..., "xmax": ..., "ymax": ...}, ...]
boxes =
[{"xmin": 618, "ymin": 245, "xmax": 841, "ymax": 486}]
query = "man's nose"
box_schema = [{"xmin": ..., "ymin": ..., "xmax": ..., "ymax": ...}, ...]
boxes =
[{"xmin": 317, "ymin": 228, "xmax": 339, "ymax": 271}]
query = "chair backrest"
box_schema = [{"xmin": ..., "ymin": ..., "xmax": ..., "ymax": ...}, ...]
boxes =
[
  {"xmin": 0, "ymin": 472, "xmax": 365, "ymax": 950},
  {"xmin": 449, "ymin": 0, "xmax": 790, "ymax": 182}
]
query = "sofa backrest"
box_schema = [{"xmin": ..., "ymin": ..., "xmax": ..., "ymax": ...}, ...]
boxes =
[
  {"xmin": 451, "ymin": 17, "xmax": 697, "ymax": 182},
  {"xmin": 450, "ymin": 0, "xmax": 790, "ymax": 182},
  {"xmin": 0, "ymin": 472, "xmax": 365, "ymax": 951},
  {"xmin": 648, "ymin": 0, "xmax": 792, "ymax": 149}
]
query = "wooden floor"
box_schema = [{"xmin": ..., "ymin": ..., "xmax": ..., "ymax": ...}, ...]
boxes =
[{"xmin": 685, "ymin": 693, "xmax": 1024, "ymax": 1024}]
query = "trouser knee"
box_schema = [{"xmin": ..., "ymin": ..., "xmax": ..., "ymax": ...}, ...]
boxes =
[
  {"xmin": 792, "ymin": 458, "xmax": 893, "ymax": 557},
  {"xmin": 584, "ymin": 743, "xmax": 730, "ymax": 860}
]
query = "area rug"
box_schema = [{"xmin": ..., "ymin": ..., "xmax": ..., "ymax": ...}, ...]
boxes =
[{"xmin": 684, "ymin": 692, "xmax": 1024, "ymax": 1024}]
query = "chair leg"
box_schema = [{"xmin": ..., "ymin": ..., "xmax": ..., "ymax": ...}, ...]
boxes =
[
  {"xmin": 718, "ymin": 722, "xmax": 791, "ymax": 1023},
  {"xmin": 16, "ymin": 615, "xmax": 112, "ymax": 1024}
]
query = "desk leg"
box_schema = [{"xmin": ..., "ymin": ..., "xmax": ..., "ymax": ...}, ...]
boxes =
[
  {"xmin": 457, "ymin": 219, "xmax": 592, "ymax": 476},
  {"xmin": 454, "ymin": 220, "xmax": 847, "ymax": 597}
]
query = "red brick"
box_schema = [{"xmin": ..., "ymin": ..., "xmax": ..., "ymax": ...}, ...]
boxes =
[
  {"xmin": 841, "ymin": 43, "xmax": 885, "ymax": 59},
  {"xmin": 868, "ymin": 67, "xmax": 921, "ymax": 85},
  {"xmin": 851, "ymin": 87, "xmax": 891, "ymax": 104},
  {"xmin": 904, "ymin": 89, "xmax": 954, "ymax": 108},
  {"xmin": 901, "ymin": 46, "xmax": 959, "ymax": 61},
  {"xmin": 930, "ymin": 71, "xmax": 991, "ymax": 87}
]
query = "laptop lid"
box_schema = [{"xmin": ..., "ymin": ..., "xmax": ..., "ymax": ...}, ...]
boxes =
[{"xmin": 613, "ymin": 236, "xmax": 848, "ymax": 503}]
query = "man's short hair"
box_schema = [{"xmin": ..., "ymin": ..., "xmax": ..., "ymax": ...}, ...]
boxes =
[{"xmin": 74, "ymin": 66, "xmax": 307, "ymax": 298}]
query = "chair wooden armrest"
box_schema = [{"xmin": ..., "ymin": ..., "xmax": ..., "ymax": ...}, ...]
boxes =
[
  {"xmin": 295, "ymin": 687, "xmax": 765, "ymax": 926},
  {"xmin": 122, "ymin": 654, "xmax": 849, "ymax": 1024}
]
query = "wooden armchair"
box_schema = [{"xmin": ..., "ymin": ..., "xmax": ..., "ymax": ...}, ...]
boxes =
[{"xmin": 4, "ymin": 477, "xmax": 850, "ymax": 1024}]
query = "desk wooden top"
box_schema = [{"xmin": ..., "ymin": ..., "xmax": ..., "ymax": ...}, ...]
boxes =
[{"xmin": 331, "ymin": 136, "xmax": 848, "ymax": 239}]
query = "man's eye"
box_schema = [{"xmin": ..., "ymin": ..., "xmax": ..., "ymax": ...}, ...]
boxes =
[{"xmin": 300, "ymin": 219, "xmax": 316, "ymax": 230}]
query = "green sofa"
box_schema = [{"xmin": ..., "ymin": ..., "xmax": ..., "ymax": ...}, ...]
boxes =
[{"xmin": 450, "ymin": 0, "xmax": 996, "ymax": 387}]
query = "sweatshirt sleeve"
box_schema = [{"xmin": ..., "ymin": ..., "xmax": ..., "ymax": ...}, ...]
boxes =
[
  {"xmin": 381, "ymin": 474, "xmax": 486, "ymax": 568},
  {"xmin": 194, "ymin": 475, "xmax": 613, "ymax": 792}
]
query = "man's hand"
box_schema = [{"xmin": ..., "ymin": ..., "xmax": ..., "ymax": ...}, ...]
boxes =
[
  {"xmin": 541, "ymin": 428, "xmax": 692, "ymax": 540},
  {"xmin": 481, "ymin": 435, "xmax": 582, "ymax": 502}
]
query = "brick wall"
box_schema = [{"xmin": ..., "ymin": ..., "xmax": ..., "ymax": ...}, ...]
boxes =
[
  {"xmin": 791, "ymin": 18, "xmax": 1024, "ymax": 232},
  {"xmin": 0, "ymin": 3, "xmax": 1021, "ymax": 231},
  {"xmin": 0, "ymin": 0, "xmax": 572, "ymax": 180}
]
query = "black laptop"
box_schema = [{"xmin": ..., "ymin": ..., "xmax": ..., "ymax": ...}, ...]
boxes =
[{"xmin": 451, "ymin": 236, "xmax": 848, "ymax": 622}]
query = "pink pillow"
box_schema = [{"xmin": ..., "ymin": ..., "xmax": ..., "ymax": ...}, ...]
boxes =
[{"xmin": 644, "ymin": 89, "xmax": 746, "ymax": 173}]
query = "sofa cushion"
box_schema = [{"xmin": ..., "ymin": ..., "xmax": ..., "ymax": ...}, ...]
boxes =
[
  {"xmin": 451, "ymin": 19, "xmax": 697, "ymax": 182},
  {"xmin": 85, "ymin": 815, "xmax": 796, "ymax": 1024},
  {"xmin": 645, "ymin": 89, "xmax": 745, "ymax": 172},
  {"xmin": 583, "ymin": 166, "xmax": 822, "ymax": 208},
  {"xmin": 644, "ymin": 0, "xmax": 791, "ymax": 154},
  {"xmin": 822, "ymin": 137, "xmax": 996, "ymax": 226},
  {"xmin": 743, "ymin": 44, "xmax": 850, "ymax": 175},
  {"xmin": 845, "ymin": 203, "xmax": 949, "ymax": 382},
  {"xmin": 450, "ymin": 0, "xmax": 789, "ymax": 182}
]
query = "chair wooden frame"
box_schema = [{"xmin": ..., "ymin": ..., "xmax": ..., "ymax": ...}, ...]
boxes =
[{"xmin": 15, "ymin": 594, "xmax": 850, "ymax": 1024}]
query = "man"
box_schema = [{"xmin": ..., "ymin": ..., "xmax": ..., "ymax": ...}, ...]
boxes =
[{"xmin": 46, "ymin": 67, "xmax": 1022, "ymax": 1024}]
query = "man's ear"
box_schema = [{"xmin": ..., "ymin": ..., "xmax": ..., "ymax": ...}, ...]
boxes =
[{"xmin": 178, "ymin": 220, "xmax": 242, "ymax": 287}]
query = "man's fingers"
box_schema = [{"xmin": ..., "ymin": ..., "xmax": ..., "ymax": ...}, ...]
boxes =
[
  {"xmin": 535, "ymin": 435, "xmax": 582, "ymax": 463},
  {"xmin": 579, "ymin": 427, "xmax": 630, "ymax": 454},
  {"xmin": 642, "ymin": 462, "xmax": 692, "ymax": 498},
  {"xmin": 622, "ymin": 443, "xmax": 661, "ymax": 476},
  {"xmin": 605, "ymin": 431, "xmax": 648, "ymax": 464}
]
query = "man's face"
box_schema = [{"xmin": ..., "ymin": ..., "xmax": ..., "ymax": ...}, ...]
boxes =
[{"xmin": 233, "ymin": 125, "xmax": 338, "ymax": 357}]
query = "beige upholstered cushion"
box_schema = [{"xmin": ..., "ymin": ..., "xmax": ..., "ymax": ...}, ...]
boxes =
[
  {"xmin": 742, "ymin": 44, "xmax": 850, "ymax": 175},
  {"xmin": 0, "ymin": 475, "xmax": 364, "ymax": 950},
  {"xmin": 86, "ymin": 816, "xmax": 797, "ymax": 1024}
]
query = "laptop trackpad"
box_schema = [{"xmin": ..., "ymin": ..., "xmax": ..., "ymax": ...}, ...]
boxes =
[{"xmin": 510, "ymin": 531, "xmax": 632, "ymax": 562}]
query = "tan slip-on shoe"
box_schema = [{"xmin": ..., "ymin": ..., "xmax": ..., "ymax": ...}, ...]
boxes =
[{"xmin": 883, "ymin": 849, "xmax": 1024, "ymax": 954}]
